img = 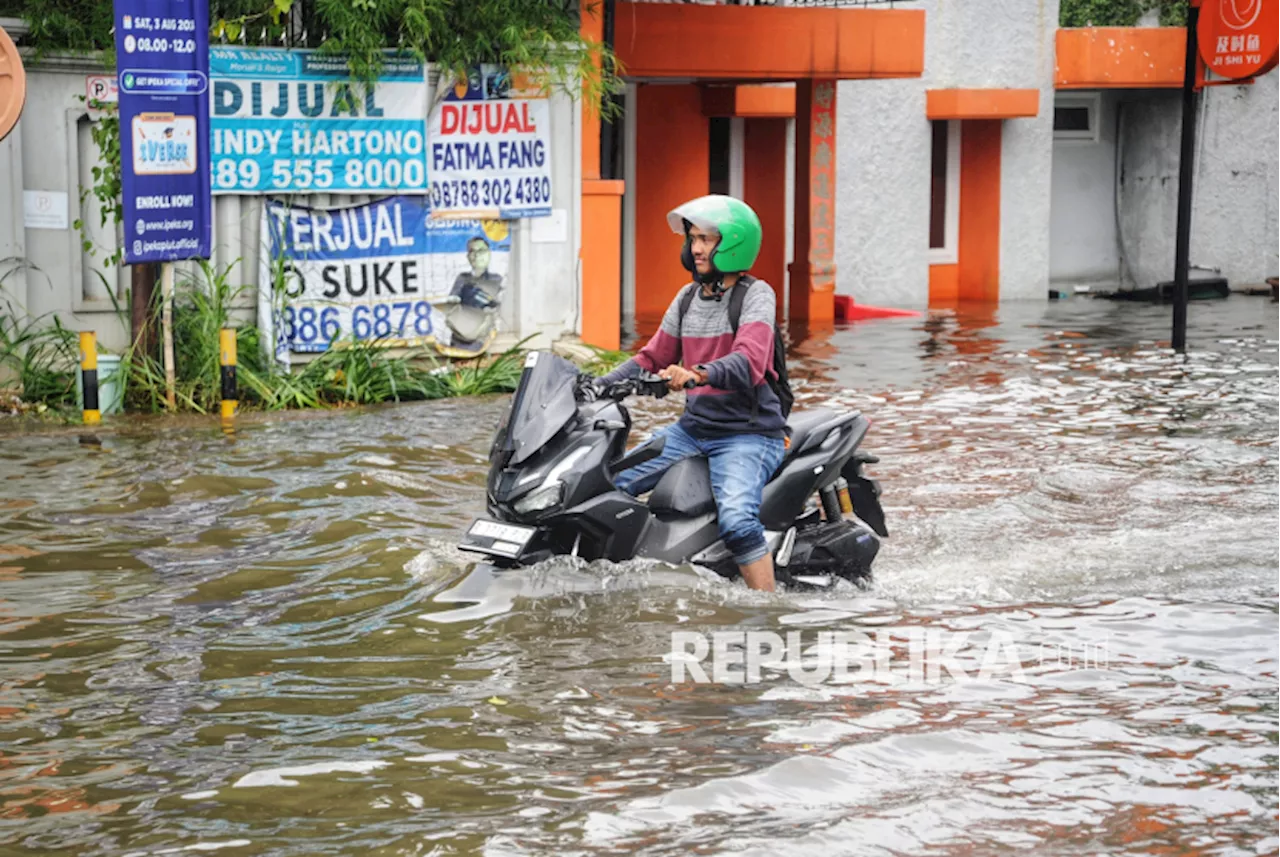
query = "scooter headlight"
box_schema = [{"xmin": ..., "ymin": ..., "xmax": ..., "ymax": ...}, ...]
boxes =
[{"xmin": 512, "ymin": 480, "xmax": 564, "ymax": 515}]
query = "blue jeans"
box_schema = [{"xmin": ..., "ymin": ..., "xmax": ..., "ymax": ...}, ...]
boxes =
[{"xmin": 615, "ymin": 423, "xmax": 787, "ymax": 565}]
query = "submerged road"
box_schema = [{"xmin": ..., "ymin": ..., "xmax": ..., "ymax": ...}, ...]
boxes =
[{"xmin": 0, "ymin": 298, "xmax": 1275, "ymax": 855}]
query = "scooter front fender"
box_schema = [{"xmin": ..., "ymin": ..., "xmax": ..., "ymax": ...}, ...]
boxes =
[{"xmin": 557, "ymin": 490, "xmax": 652, "ymax": 561}]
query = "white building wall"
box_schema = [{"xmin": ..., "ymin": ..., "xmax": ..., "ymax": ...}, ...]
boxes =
[
  {"xmin": 0, "ymin": 58, "xmax": 134, "ymax": 350},
  {"xmin": 515, "ymin": 90, "xmax": 581, "ymax": 348},
  {"xmin": 1050, "ymin": 91, "xmax": 1122, "ymax": 286},
  {"xmin": 1117, "ymin": 75, "xmax": 1279, "ymax": 290},
  {"xmin": 0, "ymin": 56, "xmax": 581, "ymax": 357},
  {"xmin": 833, "ymin": 78, "xmax": 930, "ymax": 308},
  {"xmin": 835, "ymin": 0, "xmax": 1060, "ymax": 306}
]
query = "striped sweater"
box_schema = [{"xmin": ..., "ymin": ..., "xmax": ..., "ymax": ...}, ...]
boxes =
[{"xmin": 602, "ymin": 279, "xmax": 785, "ymax": 438}]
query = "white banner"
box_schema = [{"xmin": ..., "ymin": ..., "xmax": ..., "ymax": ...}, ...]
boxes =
[{"xmin": 427, "ymin": 66, "xmax": 552, "ymax": 219}]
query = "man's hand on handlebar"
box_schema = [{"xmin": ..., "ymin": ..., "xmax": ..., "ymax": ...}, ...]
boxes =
[
  {"xmin": 632, "ymin": 373, "xmax": 670, "ymax": 399},
  {"xmin": 577, "ymin": 371, "xmax": 680, "ymax": 402},
  {"xmin": 658, "ymin": 364, "xmax": 707, "ymax": 392},
  {"xmin": 573, "ymin": 372, "xmax": 601, "ymax": 402}
]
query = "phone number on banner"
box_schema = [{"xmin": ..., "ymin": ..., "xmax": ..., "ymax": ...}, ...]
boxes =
[
  {"xmin": 215, "ymin": 158, "xmax": 427, "ymax": 192},
  {"xmin": 282, "ymin": 301, "xmax": 439, "ymax": 351},
  {"xmin": 429, "ymin": 176, "xmax": 551, "ymax": 212}
]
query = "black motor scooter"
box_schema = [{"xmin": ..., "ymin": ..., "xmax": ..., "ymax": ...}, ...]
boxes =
[{"xmin": 454, "ymin": 351, "xmax": 887, "ymax": 588}]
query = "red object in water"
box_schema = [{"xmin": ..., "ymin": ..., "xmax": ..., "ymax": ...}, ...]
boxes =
[{"xmin": 833, "ymin": 294, "xmax": 922, "ymax": 321}]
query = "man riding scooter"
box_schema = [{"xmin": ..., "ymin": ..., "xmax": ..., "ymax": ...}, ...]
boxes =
[{"xmin": 595, "ymin": 195, "xmax": 787, "ymax": 592}]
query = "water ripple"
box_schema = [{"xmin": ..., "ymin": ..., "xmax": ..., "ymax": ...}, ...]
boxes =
[{"xmin": 0, "ymin": 300, "xmax": 1275, "ymax": 854}]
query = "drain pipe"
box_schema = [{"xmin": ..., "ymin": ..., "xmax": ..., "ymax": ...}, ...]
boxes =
[{"xmin": 1113, "ymin": 99, "xmax": 1134, "ymax": 291}]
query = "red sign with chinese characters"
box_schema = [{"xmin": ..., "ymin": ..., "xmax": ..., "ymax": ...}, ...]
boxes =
[{"xmin": 1197, "ymin": 0, "xmax": 1279, "ymax": 80}]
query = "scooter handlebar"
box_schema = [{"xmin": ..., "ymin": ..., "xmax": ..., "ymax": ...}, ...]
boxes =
[
  {"xmin": 631, "ymin": 372, "xmax": 672, "ymax": 399},
  {"xmin": 577, "ymin": 372, "xmax": 676, "ymax": 402}
]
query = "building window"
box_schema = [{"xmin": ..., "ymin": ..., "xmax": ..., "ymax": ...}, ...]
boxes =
[
  {"xmin": 929, "ymin": 119, "xmax": 960, "ymax": 265},
  {"xmin": 1053, "ymin": 94, "xmax": 1100, "ymax": 143}
]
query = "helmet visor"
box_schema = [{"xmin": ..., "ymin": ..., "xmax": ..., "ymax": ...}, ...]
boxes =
[{"xmin": 666, "ymin": 197, "xmax": 735, "ymax": 237}]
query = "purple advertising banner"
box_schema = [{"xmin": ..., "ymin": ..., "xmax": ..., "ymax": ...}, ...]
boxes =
[{"xmin": 114, "ymin": 0, "xmax": 212, "ymax": 263}]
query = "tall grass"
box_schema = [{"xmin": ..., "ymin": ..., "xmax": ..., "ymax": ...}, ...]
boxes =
[
  {"xmin": 122, "ymin": 262, "xmax": 263, "ymax": 412},
  {"xmin": 119, "ymin": 261, "xmax": 531, "ymax": 413},
  {"xmin": 1, "ymin": 260, "xmax": 582, "ymax": 417},
  {"xmin": 581, "ymin": 345, "xmax": 632, "ymax": 377},
  {"xmin": 0, "ymin": 293, "xmax": 79, "ymax": 409}
]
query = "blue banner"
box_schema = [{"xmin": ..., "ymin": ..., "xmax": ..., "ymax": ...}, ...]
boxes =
[
  {"xmin": 264, "ymin": 195, "xmax": 511, "ymax": 262},
  {"xmin": 210, "ymin": 48, "xmax": 429, "ymax": 194},
  {"xmin": 115, "ymin": 0, "xmax": 212, "ymax": 263},
  {"xmin": 258, "ymin": 196, "xmax": 513, "ymax": 362}
]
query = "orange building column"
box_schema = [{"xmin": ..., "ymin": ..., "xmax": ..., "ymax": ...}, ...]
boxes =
[
  {"xmin": 788, "ymin": 79, "xmax": 836, "ymax": 326},
  {"xmin": 578, "ymin": 0, "xmax": 623, "ymax": 348},
  {"xmin": 742, "ymin": 118, "xmax": 788, "ymax": 323},
  {"xmin": 957, "ymin": 119, "xmax": 1002, "ymax": 302},
  {"xmin": 581, "ymin": 181, "xmax": 625, "ymax": 349},
  {"xmin": 633, "ymin": 84, "xmax": 710, "ymax": 330}
]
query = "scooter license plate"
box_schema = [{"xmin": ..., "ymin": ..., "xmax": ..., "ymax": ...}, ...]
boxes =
[{"xmin": 460, "ymin": 519, "xmax": 537, "ymax": 559}]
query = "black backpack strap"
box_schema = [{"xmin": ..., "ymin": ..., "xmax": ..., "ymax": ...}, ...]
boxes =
[
  {"xmin": 676, "ymin": 284, "xmax": 697, "ymax": 336},
  {"xmin": 674, "ymin": 284, "xmax": 698, "ymax": 364},
  {"xmin": 722, "ymin": 276, "xmax": 763, "ymax": 425},
  {"xmin": 727, "ymin": 275, "xmax": 755, "ymax": 333}
]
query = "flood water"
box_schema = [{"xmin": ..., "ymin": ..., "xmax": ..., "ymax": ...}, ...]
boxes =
[{"xmin": 1, "ymin": 297, "xmax": 1276, "ymax": 856}]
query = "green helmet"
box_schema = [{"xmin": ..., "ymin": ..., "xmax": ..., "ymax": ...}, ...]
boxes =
[{"xmin": 667, "ymin": 194, "xmax": 762, "ymax": 279}]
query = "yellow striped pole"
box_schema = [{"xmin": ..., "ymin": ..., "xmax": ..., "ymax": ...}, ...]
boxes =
[
  {"xmin": 79, "ymin": 331, "xmax": 100, "ymax": 425},
  {"xmin": 219, "ymin": 328, "xmax": 237, "ymax": 420}
]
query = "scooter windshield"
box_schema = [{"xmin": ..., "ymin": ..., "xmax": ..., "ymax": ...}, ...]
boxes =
[{"xmin": 503, "ymin": 351, "xmax": 582, "ymax": 465}]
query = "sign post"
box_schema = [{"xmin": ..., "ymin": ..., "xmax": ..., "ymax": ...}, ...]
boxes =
[
  {"xmin": 1171, "ymin": 2, "xmax": 1201, "ymax": 354},
  {"xmin": 114, "ymin": 0, "xmax": 212, "ymax": 407},
  {"xmin": 1173, "ymin": 0, "xmax": 1279, "ymax": 352}
]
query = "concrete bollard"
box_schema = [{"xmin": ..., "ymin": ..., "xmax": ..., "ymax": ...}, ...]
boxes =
[
  {"xmin": 79, "ymin": 331, "xmax": 100, "ymax": 426},
  {"xmin": 219, "ymin": 328, "xmax": 237, "ymax": 420}
]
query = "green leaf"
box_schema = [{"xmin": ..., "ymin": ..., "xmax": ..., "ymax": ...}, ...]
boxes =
[{"xmin": 13, "ymin": 0, "xmax": 617, "ymax": 171}]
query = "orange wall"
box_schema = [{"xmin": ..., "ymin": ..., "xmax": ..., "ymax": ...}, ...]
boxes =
[
  {"xmin": 957, "ymin": 120, "xmax": 1002, "ymax": 302},
  {"xmin": 634, "ymin": 84, "xmax": 709, "ymax": 329},
  {"xmin": 928, "ymin": 264, "xmax": 959, "ymax": 304},
  {"xmin": 743, "ymin": 118, "xmax": 788, "ymax": 322},
  {"xmin": 616, "ymin": 4, "xmax": 925, "ymax": 81},
  {"xmin": 926, "ymin": 89, "xmax": 1039, "ymax": 120},
  {"xmin": 581, "ymin": 181, "xmax": 624, "ymax": 349},
  {"xmin": 1056, "ymin": 27, "xmax": 1185, "ymax": 89},
  {"xmin": 703, "ymin": 85, "xmax": 796, "ymax": 119}
]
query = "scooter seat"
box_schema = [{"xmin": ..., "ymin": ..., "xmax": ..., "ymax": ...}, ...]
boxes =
[
  {"xmin": 785, "ymin": 408, "xmax": 839, "ymax": 458},
  {"xmin": 648, "ymin": 457, "xmax": 716, "ymax": 518}
]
